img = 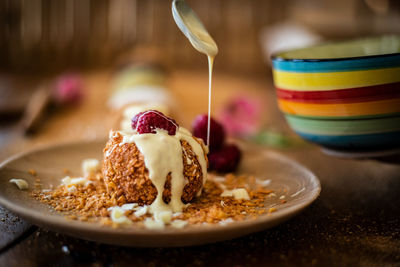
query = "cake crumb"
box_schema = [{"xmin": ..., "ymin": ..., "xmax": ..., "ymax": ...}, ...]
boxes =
[{"xmin": 268, "ymin": 207, "xmax": 277, "ymax": 213}]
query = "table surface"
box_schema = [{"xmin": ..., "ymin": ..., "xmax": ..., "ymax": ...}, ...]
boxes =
[{"xmin": 0, "ymin": 70, "xmax": 399, "ymax": 267}]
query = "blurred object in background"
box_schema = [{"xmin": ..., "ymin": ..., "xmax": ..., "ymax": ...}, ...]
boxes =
[
  {"xmin": 53, "ymin": 73, "xmax": 84, "ymax": 105},
  {"xmin": 0, "ymin": 76, "xmax": 41, "ymax": 121},
  {"xmin": 109, "ymin": 49, "xmax": 178, "ymax": 131},
  {"xmin": 218, "ymin": 95, "xmax": 262, "ymax": 138},
  {"xmin": 0, "ymin": 76, "xmax": 19, "ymax": 118},
  {"xmin": 259, "ymin": 22, "xmax": 321, "ymax": 65},
  {"xmin": 251, "ymin": 129, "xmax": 306, "ymax": 148},
  {"xmin": 21, "ymin": 73, "xmax": 85, "ymax": 134},
  {"xmin": 217, "ymin": 94, "xmax": 306, "ymax": 149},
  {"xmin": 20, "ymin": 82, "xmax": 52, "ymax": 134},
  {"xmin": 1, "ymin": 0, "xmax": 398, "ymax": 76},
  {"xmin": 109, "ymin": 60, "xmax": 170, "ymax": 110},
  {"xmin": 290, "ymin": 0, "xmax": 400, "ymax": 38}
]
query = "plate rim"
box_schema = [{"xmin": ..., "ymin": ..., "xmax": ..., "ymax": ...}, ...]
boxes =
[{"xmin": 0, "ymin": 140, "xmax": 321, "ymax": 246}]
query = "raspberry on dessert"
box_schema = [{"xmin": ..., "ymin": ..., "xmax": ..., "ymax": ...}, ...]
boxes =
[
  {"xmin": 208, "ymin": 144, "xmax": 241, "ymax": 173},
  {"xmin": 192, "ymin": 114, "xmax": 225, "ymax": 151},
  {"xmin": 132, "ymin": 110, "xmax": 178, "ymax": 135}
]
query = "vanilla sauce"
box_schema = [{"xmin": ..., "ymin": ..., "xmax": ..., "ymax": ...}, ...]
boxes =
[{"xmin": 172, "ymin": 0, "xmax": 218, "ymax": 145}]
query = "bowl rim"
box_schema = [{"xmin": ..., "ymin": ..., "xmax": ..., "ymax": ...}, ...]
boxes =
[
  {"xmin": 271, "ymin": 52, "xmax": 400, "ymax": 63},
  {"xmin": 271, "ymin": 35, "xmax": 400, "ymax": 63}
]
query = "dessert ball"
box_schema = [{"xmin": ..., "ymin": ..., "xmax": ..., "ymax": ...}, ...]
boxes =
[{"xmin": 102, "ymin": 110, "xmax": 208, "ymax": 209}]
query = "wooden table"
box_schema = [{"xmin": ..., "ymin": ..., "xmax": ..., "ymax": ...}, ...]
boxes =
[{"xmin": 0, "ymin": 70, "xmax": 399, "ymax": 266}]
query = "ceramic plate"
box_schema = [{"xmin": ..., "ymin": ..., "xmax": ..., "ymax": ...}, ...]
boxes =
[{"xmin": 0, "ymin": 140, "xmax": 320, "ymax": 247}]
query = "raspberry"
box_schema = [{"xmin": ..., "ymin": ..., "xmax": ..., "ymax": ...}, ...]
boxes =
[
  {"xmin": 208, "ymin": 144, "xmax": 242, "ymax": 173},
  {"xmin": 132, "ymin": 110, "xmax": 178, "ymax": 135},
  {"xmin": 192, "ymin": 114, "xmax": 225, "ymax": 151},
  {"xmin": 54, "ymin": 73, "xmax": 83, "ymax": 105}
]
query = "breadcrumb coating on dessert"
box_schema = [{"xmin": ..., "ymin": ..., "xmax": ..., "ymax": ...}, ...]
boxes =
[{"xmin": 102, "ymin": 132, "xmax": 204, "ymax": 205}]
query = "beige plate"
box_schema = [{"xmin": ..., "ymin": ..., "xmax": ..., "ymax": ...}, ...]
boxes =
[{"xmin": 0, "ymin": 140, "xmax": 320, "ymax": 247}]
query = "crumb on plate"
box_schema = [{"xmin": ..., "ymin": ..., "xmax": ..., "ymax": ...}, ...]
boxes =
[{"xmin": 31, "ymin": 167, "xmax": 278, "ymax": 229}]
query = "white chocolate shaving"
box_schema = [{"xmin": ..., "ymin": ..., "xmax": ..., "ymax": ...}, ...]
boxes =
[
  {"xmin": 143, "ymin": 218, "xmax": 165, "ymax": 229},
  {"xmin": 61, "ymin": 176, "xmax": 92, "ymax": 187},
  {"xmin": 170, "ymin": 220, "xmax": 188, "ymax": 229},
  {"xmin": 219, "ymin": 218, "xmax": 234, "ymax": 226},
  {"xmin": 110, "ymin": 207, "xmax": 132, "ymax": 225},
  {"xmin": 134, "ymin": 206, "xmax": 148, "ymax": 217},
  {"xmin": 108, "ymin": 203, "xmax": 140, "ymax": 213},
  {"xmin": 9, "ymin": 179, "xmax": 29, "ymax": 190},
  {"xmin": 255, "ymin": 179, "xmax": 271, "ymax": 187},
  {"xmin": 82, "ymin": 159, "xmax": 100, "ymax": 177},
  {"xmin": 220, "ymin": 188, "xmax": 250, "ymax": 200},
  {"xmin": 172, "ymin": 212, "xmax": 182, "ymax": 218},
  {"xmin": 154, "ymin": 211, "xmax": 172, "ymax": 224},
  {"xmin": 121, "ymin": 203, "xmax": 139, "ymax": 210}
]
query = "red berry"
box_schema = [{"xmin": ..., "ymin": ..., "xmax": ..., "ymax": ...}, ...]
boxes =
[
  {"xmin": 208, "ymin": 144, "xmax": 241, "ymax": 173},
  {"xmin": 54, "ymin": 74, "xmax": 83, "ymax": 105},
  {"xmin": 192, "ymin": 114, "xmax": 225, "ymax": 151},
  {"xmin": 132, "ymin": 110, "xmax": 178, "ymax": 135}
]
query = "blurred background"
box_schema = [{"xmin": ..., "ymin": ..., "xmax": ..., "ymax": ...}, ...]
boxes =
[{"xmin": 1, "ymin": 0, "xmax": 399, "ymax": 75}]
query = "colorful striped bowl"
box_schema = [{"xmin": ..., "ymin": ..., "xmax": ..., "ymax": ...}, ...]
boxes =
[{"xmin": 271, "ymin": 35, "xmax": 400, "ymax": 149}]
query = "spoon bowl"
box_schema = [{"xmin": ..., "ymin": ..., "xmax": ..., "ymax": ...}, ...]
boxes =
[{"xmin": 172, "ymin": 0, "xmax": 218, "ymax": 56}]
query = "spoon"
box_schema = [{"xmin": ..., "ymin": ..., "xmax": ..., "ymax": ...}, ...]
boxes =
[{"xmin": 172, "ymin": 0, "xmax": 218, "ymax": 57}]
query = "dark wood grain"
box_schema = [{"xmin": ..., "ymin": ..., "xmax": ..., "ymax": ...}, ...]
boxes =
[{"xmin": 0, "ymin": 207, "xmax": 32, "ymax": 252}]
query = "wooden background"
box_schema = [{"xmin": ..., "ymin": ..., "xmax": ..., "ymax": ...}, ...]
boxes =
[{"xmin": 1, "ymin": 0, "xmax": 399, "ymax": 75}]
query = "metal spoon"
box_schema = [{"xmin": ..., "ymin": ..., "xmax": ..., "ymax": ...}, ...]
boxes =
[{"xmin": 172, "ymin": 0, "xmax": 218, "ymax": 57}]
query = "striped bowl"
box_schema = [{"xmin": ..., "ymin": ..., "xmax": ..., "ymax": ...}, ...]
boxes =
[{"xmin": 271, "ymin": 35, "xmax": 400, "ymax": 149}]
